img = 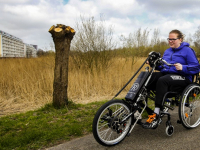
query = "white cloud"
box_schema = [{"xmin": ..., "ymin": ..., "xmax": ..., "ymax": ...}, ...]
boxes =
[
  {"xmin": 63, "ymin": 0, "xmax": 98, "ymax": 19},
  {"xmin": 0, "ymin": 0, "xmax": 199, "ymax": 49},
  {"xmin": 96, "ymin": 0, "xmax": 137, "ymax": 14},
  {"xmin": 138, "ymin": 0, "xmax": 200, "ymax": 15},
  {"xmin": 0, "ymin": 0, "xmax": 29, "ymax": 3}
]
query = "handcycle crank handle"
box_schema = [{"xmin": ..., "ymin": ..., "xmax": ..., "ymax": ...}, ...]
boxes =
[{"xmin": 160, "ymin": 58, "xmax": 174, "ymax": 66}]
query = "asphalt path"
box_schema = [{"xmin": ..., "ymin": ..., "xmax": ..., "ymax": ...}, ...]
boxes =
[{"xmin": 47, "ymin": 108, "xmax": 200, "ymax": 150}]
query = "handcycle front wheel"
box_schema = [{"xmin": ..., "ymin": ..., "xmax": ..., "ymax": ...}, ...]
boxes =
[
  {"xmin": 92, "ymin": 99, "xmax": 132, "ymax": 146},
  {"xmin": 179, "ymin": 84, "xmax": 200, "ymax": 129}
]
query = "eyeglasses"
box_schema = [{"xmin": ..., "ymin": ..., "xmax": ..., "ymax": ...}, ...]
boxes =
[{"xmin": 167, "ymin": 38, "xmax": 179, "ymax": 41}]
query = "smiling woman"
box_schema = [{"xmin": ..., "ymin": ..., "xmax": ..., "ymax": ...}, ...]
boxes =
[
  {"xmin": 167, "ymin": 30, "xmax": 185, "ymax": 49},
  {"xmin": 143, "ymin": 29, "xmax": 200, "ymax": 129}
]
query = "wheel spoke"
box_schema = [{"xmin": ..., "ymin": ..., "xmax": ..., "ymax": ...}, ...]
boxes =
[
  {"xmin": 98, "ymin": 122, "xmax": 109, "ymax": 130},
  {"xmin": 94, "ymin": 100, "xmax": 132, "ymax": 146},
  {"xmin": 180, "ymin": 85, "xmax": 200, "ymax": 128},
  {"xmin": 99, "ymin": 128, "xmax": 110, "ymax": 139},
  {"xmin": 113, "ymin": 106, "xmax": 123, "ymax": 116},
  {"xmin": 193, "ymin": 101, "xmax": 200, "ymax": 109},
  {"xmin": 106, "ymin": 131, "xmax": 113, "ymax": 141}
]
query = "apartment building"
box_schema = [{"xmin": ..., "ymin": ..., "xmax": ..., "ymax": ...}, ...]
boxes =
[
  {"xmin": 25, "ymin": 44, "xmax": 37, "ymax": 58},
  {"xmin": 0, "ymin": 30, "xmax": 37, "ymax": 58}
]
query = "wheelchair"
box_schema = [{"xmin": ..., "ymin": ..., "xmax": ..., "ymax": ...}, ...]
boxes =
[{"xmin": 92, "ymin": 51, "xmax": 200, "ymax": 146}]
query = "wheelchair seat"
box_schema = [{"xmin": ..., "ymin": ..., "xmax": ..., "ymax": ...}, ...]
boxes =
[
  {"xmin": 164, "ymin": 91, "xmax": 179, "ymax": 99},
  {"xmin": 163, "ymin": 73, "xmax": 200, "ymax": 108}
]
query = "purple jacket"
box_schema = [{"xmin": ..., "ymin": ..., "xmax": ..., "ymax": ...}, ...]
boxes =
[{"xmin": 157, "ymin": 42, "xmax": 200, "ymax": 82}]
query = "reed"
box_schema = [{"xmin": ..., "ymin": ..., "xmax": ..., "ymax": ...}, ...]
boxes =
[
  {"xmin": 0, "ymin": 56, "xmax": 147, "ymax": 116},
  {"xmin": 0, "ymin": 57, "xmax": 54, "ymax": 116}
]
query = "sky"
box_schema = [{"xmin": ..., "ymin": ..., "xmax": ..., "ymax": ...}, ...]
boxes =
[{"xmin": 0, "ymin": 0, "xmax": 200, "ymax": 50}]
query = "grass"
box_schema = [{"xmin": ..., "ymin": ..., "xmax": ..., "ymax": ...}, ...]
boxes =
[
  {"xmin": 0, "ymin": 57, "xmax": 54, "ymax": 116},
  {"xmin": 0, "ymin": 56, "xmax": 148, "ymax": 116},
  {"xmin": 0, "ymin": 56, "xmax": 154, "ymax": 149},
  {"xmin": 0, "ymin": 100, "xmax": 107, "ymax": 150},
  {"xmin": 0, "ymin": 99, "xmax": 153, "ymax": 150},
  {"xmin": 0, "ymin": 54, "xmax": 152, "ymax": 149}
]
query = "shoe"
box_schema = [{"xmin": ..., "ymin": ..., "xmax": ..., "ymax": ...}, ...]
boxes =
[
  {"xmin": 137, "ymin": 119, "xmax": 144, "ymax": 125},
  {"xmin": 142, "ymin": 113, "xmax": 159, "ymax": 129}
]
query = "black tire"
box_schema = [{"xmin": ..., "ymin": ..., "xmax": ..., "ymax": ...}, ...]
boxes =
[
  {"xmin": 165, "ymin": 125, "xmax": 174, "ymax": 136},
  {"xmin": 179, "ymin": 84, "xmax": 200, "ymax": 129},
  {"xmin": 92, "ymin": 99, "xmax": 132, "ymax": 146}
]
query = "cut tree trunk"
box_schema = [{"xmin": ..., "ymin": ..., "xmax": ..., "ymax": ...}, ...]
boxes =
[{"xmin": 49, "ymin": 24, "xmax": 75, "ymax": 108}]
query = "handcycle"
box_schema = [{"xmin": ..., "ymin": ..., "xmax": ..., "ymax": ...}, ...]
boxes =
[{"xmin": 92, "ymin": 51, "xmax": 200, "ymax": 146}]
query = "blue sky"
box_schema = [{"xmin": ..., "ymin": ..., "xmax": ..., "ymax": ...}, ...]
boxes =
[
  {"xmin": 63, "ymin": 0, "xmax": 69, "ymax": 3},
  {"xmin": 0, "ymin": 0, "xmax": 199, "ymax": 49}
]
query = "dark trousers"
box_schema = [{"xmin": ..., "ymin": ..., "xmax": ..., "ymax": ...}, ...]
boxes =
[{"xmin": 146, "ymin": 72, "xmax": 191, "ymax": 109}]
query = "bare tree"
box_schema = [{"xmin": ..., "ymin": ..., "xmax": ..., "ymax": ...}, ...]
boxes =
[
  {"xmin": 49, "ymin": 42, "xmax": 55, "ymax": 51},
  {"xmin": 151, "ymin": 28, "xmax": 160, "ymax": 46},
  {"xmin": 71, "ymin": 15, "xmax": 116, "ymax": 72},
  {"xmin": 194, "ymin": 26, "xmax": 200, "ymax": 51},
  {"xmin": 121, "ymin": 28, "xmax": 151, "ymax": 48},
  {"xmin": 49, "ymin": 24, "xmax": 75, "ymax": 107},
  {"xmin": 120, "ymin": 28, "xmax": 151, "ymax": 57},
  {"xmin": 185, "ymin": 33, "xmax": 193, "ymax": 45},
  {"xmin": 135, "ymin": 28, "xmax": 150, "ymax": 47}
]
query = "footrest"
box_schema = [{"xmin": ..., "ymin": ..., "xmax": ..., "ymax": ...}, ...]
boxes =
[{"xmin": 163, "ymin": 103, "xmax": 174, "ymax": 110}]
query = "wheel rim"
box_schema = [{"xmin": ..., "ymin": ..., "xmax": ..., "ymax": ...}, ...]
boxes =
[
  {"xmin": 181, "ymin": 86, "xmax": 200, "ymax": 128},
  {"xmin": 166, "ymin": 126, "xmax": 174, "ymax": 136},
  {"xmin": 96, "ymin": 102, "xmax": 131, "ymax": 145}
]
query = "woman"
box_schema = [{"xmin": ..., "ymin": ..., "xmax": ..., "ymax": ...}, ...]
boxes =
[{"xmin": 143, "ymin": 29, "xmax": 200, "ymax": 129}]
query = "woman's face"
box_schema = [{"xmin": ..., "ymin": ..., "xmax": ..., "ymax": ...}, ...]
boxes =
[{"xmin": 168, "ymin": 33, "xmax": 182, "ymax": 48}]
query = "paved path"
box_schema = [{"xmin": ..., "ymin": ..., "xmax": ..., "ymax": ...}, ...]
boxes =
[{"xmin": 47, "ymin": 109, "xmax": 200, "ymax": 150}]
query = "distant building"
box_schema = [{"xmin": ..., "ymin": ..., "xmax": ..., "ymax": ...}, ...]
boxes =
[
  {"xmin": 25, "ymin": 44, "xmax": 37, "ymax": 58},
  {"xmin": 31, "ymin": 45, "xmax": 38, "ymax": 50},
  {"xmin": 0, "ymin": 30, "xmax": 37, "ymax": 58}
]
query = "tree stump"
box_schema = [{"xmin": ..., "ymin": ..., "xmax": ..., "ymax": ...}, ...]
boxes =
[{"xmin": 49, "ymin": 24, "xmax": 75, "ymax": 107}]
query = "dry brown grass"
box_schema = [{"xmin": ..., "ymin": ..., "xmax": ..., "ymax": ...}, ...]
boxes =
[
  {"xmin": 0, "ymin": 56, "xmax": 147, "ymax": 116},
  {"xmin": 0, "ymin": 57, "xmax": 54, "ymax": 116}
]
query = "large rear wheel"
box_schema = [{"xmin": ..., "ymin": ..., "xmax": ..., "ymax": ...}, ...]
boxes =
[{"xmin": 179, "ymin": 84, "xmax": 200, "ymax": 129}]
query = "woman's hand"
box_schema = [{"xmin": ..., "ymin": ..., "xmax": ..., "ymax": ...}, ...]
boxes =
[{"xmin": 174, "ymin": 63, "xmax": 182, "ymax": 70}]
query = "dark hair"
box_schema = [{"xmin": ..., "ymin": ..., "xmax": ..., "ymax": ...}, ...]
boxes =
[{"xmin": 169, "ymin": 29, "xmax": 185, "ymax": 41}]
